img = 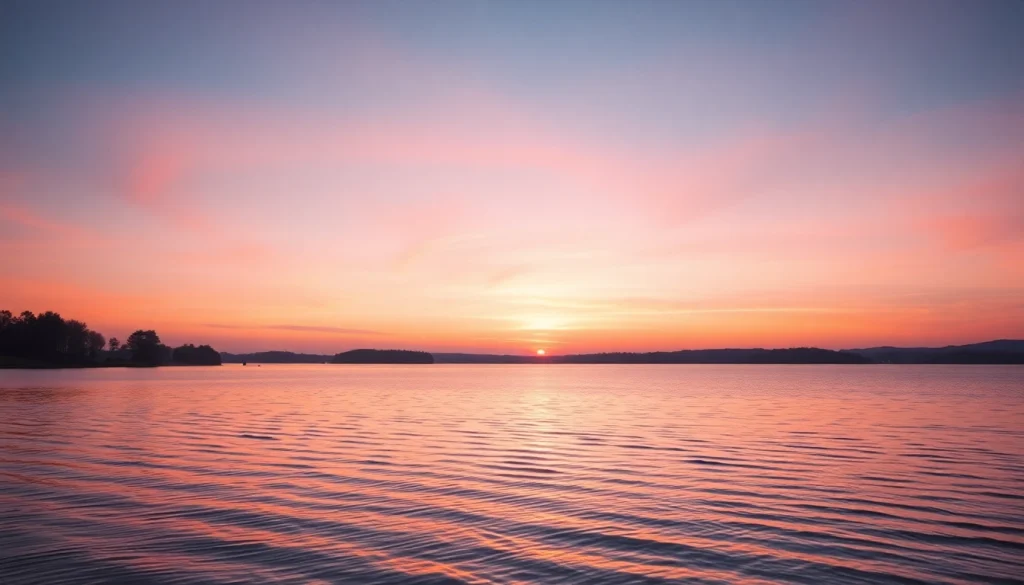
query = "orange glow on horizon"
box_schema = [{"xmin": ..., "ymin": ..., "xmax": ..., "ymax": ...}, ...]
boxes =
[{"xmin": 1, "ymin": 3, "xmax": 1022, "ymax": 354}]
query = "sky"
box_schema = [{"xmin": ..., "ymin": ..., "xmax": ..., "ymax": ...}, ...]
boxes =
[{"xmin": 1, "ymin": 0, "xmax": 1022, "ymax": 354}]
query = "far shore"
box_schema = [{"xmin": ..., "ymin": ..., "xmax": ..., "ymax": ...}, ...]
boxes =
[
  {"xmin": 4, "ymin": 310, "xmax": 1022, "ymax": 371},
  {"xmin": 220, "ymin": 341, "xmax": 1024, "ymax": 366}
]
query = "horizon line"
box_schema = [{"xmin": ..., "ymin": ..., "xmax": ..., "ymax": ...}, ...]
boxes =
[{"xmin": 220, "ymin": 338, "xmax": 1022, "ymax": 357}]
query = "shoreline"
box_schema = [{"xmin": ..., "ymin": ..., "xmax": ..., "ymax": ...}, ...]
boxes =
[{"xmin": 6, "ymin": 362, "xmax": 1022, "ymax": 370}]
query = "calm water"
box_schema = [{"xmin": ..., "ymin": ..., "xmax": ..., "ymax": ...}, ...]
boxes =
[{"xmin": 1, "ymin": 365, "xmax": 1022, "ymax": 585}]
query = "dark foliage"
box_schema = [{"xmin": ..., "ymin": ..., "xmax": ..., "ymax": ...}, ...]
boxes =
[
  {"xmin": 1, "ymin": 309, "xmax": 221, "ymax": 368},
  {"xmin": 87, "ymin": 331, "xmax": 106, "ymax": 359},
  {"xmin": 0, "ymin": 309, "xmax": 106, "ymax": 366},
  {"xmin": 331, "ymin": 349, "xmax": 434, "ymax": 364},
  {"xmin": 173, "ymin": 344, "xmax": 222, "ymax": 365},
  {"xmin": 923, "ymin": 351, "xmax": 1024, "ymax": 364},
  {"xmin": 126, "ymin": 330, "xmax": 165, "ymax": 366},
  {"xmin": 845, "ymin": 340, "xmax": 1024, "ymax": 364}
]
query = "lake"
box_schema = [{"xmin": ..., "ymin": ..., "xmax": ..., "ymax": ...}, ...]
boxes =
[{"xmin": 1, "ymin": 365, "xmax": 1022, "ymax": 584}]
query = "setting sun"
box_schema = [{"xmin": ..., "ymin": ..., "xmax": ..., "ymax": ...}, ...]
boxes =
[{"xmin": 536, "ymin": 349, "xmax": 546, "ymax": 356}]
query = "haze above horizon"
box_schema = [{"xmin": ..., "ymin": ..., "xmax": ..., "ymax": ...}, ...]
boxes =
[{"xmin": 1, "ymin": 0, "xmax": 1022, "ymax": 354}]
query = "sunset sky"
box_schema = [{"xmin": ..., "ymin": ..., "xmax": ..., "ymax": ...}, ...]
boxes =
[{"xmin": 1, "ymin": 0, "xmax": 1022, "ymax": 354}]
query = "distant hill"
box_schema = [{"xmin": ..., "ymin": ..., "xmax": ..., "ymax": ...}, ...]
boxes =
[
  {"xmin": 557, "ymin": 348, "xmax": 870, "ymax": 364},
  {"xmin": 844, "ymin": 340, "xmax": 1024, "ymax": 364},
  {"xmin": 220, "ymin": 340, "xmax": 1024, "ymax": 365},
  {"xmin": 331, "ymin": 349, "xmax": 434, "ymax": 364},
  {"xmin": 436, "ymin": 348, "xmax": 868, "ymax": 364},
  {"xmin": 221, "ymin": 351, "xmax": 332, "ymax": 364},
  {"xmin": 172, "ymin": 344, "xmax": 222, "ymax": 366}
]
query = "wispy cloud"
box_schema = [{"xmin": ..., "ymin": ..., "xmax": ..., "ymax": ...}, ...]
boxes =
[
  {"xmin": 4, "ymin": 2, "xmax": 1023, "ymax": 352},
  {"xmin": 0, "ymin": 202, "xmax": 108, "ymax": 246},
  {"xmin": 205, "ymin": 323, "xmax": 384, "ymax": 335}
]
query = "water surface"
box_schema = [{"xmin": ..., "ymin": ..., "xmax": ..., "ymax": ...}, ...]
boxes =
[{"xmin": 1, "ymin": 365, "xmax": 1022, "ymax": 584}]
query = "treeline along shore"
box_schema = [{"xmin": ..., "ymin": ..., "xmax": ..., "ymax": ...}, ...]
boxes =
[
  {"xmin": 0, "ymin": 310, "xmax": 221, "ymax": 368},
  {"xmin": 223, "ymin": 340, "xmax": 1024, "ymax": 365},
  {"xmin": 4, "ymin": 309, "xmax": 1022, "ymax": 368}
]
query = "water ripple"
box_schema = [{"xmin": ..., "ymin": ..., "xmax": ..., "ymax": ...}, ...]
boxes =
[{"xmin": 1, "ymin": 364, "xmax": 1023, "ymax": 584}]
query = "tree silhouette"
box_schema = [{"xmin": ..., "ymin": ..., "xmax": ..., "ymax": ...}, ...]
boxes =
[
  {"xmin": 87, "ymin": 331, "xmax": 106, "ymax": 359},
  {"xmin": 330, "ymin": 349, "xmax": 434, "ymax": 364},
  {"xmin": 65, "ymin": 320, "xmax": 89, "ymax": 358},
  {"xmin": 2, "ymin": 309, "xmax": 221, "ymax": 368},
  {"xmin": 126, "ymin": 330, "xmax": 164, "ymax": 365},
  {"xmin": 172, "ymin": 344, "xmax": 222, "ymax": 365},
  {"xmin": 0, "ymin": 309, "xmax": 107, "ymax": 365}
]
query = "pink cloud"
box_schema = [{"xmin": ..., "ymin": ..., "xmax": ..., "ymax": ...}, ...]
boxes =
[
  {"xmin": 8, "ymin": 54, "xmax": 1022, "ymax": 353},
  {"xmin": 922, "ymin": 213, "xmax": 1024, "ymax": 250},
  {"xmin": 205, "ymin": 323, "xmax": 383, "ymax": 335},
  {"xmin": 903, "ymin": 163, "xmax": 1024, "ymax": 250},
  {"xmin": 0, "ymin": 201, "xmax": 108, "ymax": 246}
]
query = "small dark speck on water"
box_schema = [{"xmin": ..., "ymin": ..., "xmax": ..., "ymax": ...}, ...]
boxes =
[{"xmin": 239, "ymin": 433, "xmax": 278, "ymax": 441}]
